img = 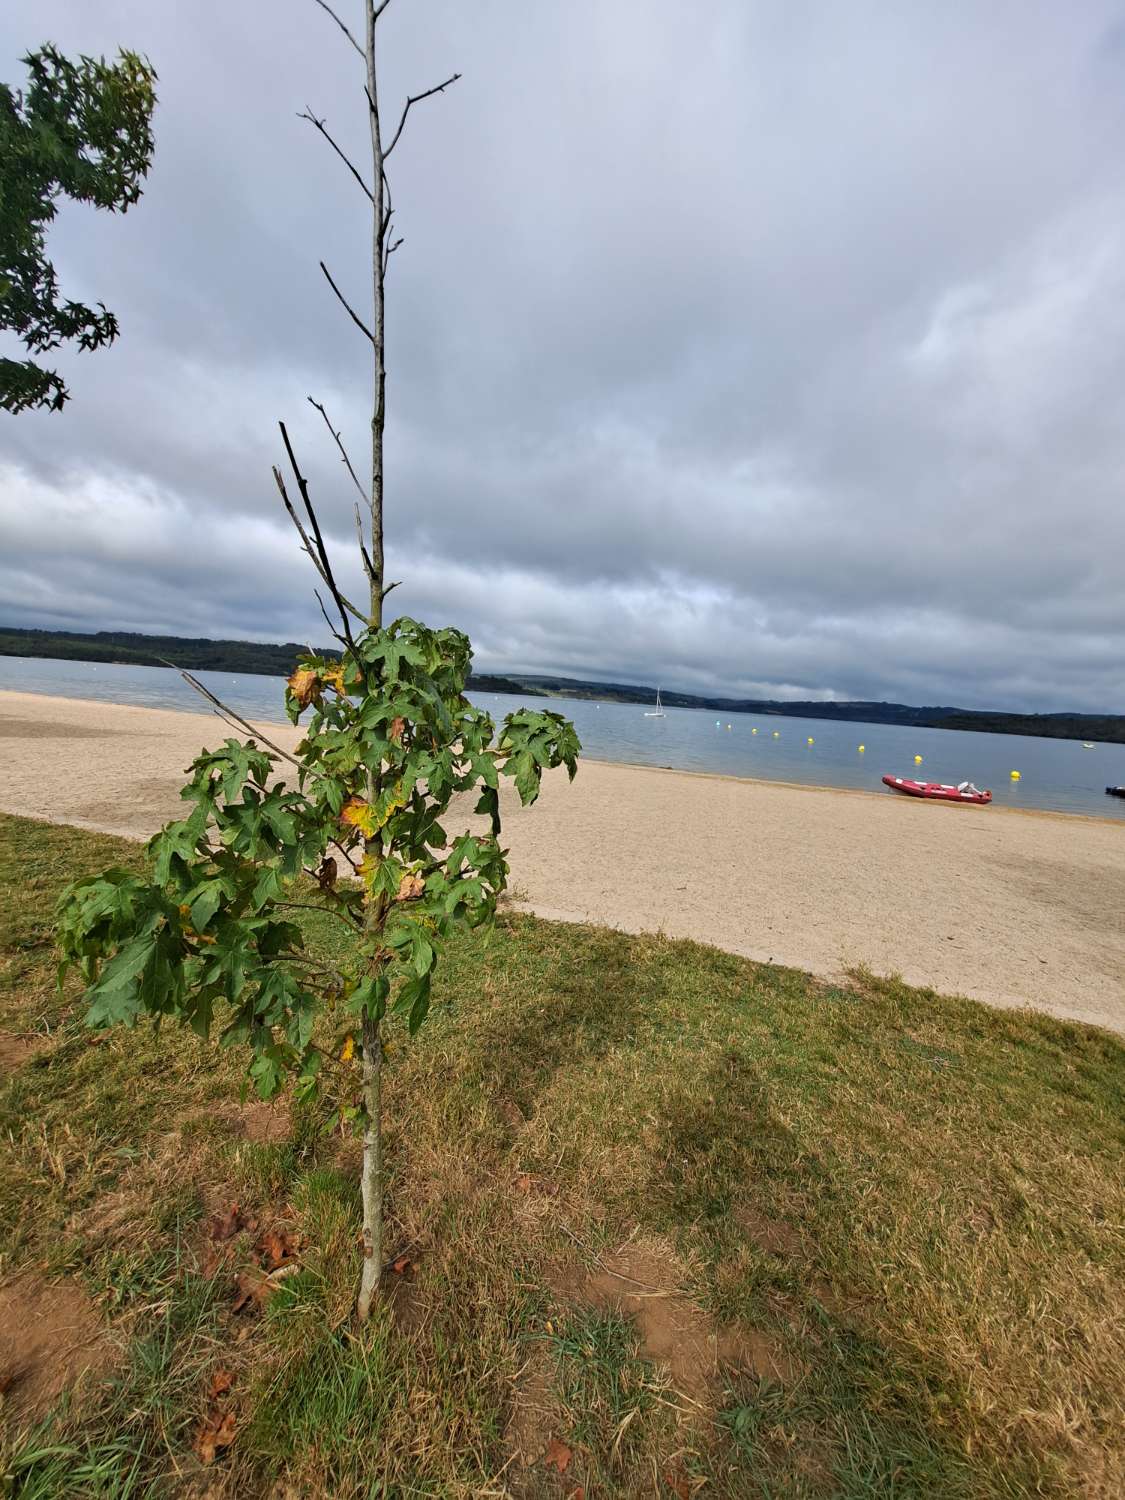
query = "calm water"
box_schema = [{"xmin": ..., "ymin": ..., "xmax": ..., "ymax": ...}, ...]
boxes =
[{"xmin": 2, "ymin": 654, "xmax": 1123, "ymax": 820}]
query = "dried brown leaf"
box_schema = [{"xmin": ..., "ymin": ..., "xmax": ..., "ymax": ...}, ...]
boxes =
[
  {"xmin": 287, "ymin": 667, "xmax": 322, "ymax": 709},
  {"xmin": 209, "ymin": 1368, "xmax": 234, "ymax": 1400},
  {"xmin": 208, "ymin": 1204, "xmax": 244, "ymax": 1243},
  {"xmin": 195, "ymin": 1409, "xmax": 236, "ymax": 1465},
  {"xmin": 544, "ymin": 1438, "xmax": 572, "ymax": 1474}
]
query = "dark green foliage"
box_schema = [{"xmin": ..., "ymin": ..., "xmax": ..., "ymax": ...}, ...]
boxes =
[
  {"xmin": 0, "ymin": 43, "xmax": 157, "ymax": 413},
  {"xmin": 56, "ymin": 616, "xmax": 579, "ymax": 1116}
]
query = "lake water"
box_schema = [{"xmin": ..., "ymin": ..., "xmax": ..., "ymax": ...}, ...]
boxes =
[{"xmin": 2, "ymin": 654, "xmax": 1123, "ymax": 820}]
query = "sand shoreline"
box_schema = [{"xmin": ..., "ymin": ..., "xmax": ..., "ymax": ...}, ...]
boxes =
[{"xmin": 2, "ymin": 688, "xmax": 1123, "ymax": 1034}]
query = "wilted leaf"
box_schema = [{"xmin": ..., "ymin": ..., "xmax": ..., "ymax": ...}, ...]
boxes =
[
  {"xmin": 389, "ymin": 1253, "xmax": 414, "ymax": 1277},
  {"xmin": 544, "ymin": 1438, "xmax": 572, "ymax": 1474},
  {"xmin": 195, "ymin": 1409, "xmax": 236, "ymax": 1465},
  {"xmin": 515, "ymin": 1173, "xmax": 533, "ymax": 1193},
  {"xmin": 315, "ymin": 857, "xmax": 338, "ymax": 890},
  {"xmin": 231, "ymin": 1272, "xmax": 272, "ymax": 1314},
  {"xmin": 389, "ymin": 716, "xmax": 405, "ymax": 743},
  {"xmin": 209, "ymin": 1368, "xmax": 234, "ymax": 1399},
  {"xmin": 339, "ymin": 1033, "xmax": 356, "ymax": 1062},
  {"xmin": 395, "ymin": 873, "xmax": 424, "ymax": 902},
  {"xmin": 322, "ymin": 665, "xmax": 347, "ymax": 695},
  {"xmin": 287, "ymin": 667, "xmax": 322, "ymax": 709},
  {"xmin": 663, "ymin": 1468, "xmax": 691, "ymax": 1499},
  {"xmin": 208, "ymin": 1203, "xmax": 245, "ymax": 1242},
  {"xmin": 256, "ymin": 1226, "xmax": 301, "ymax": 1271}
]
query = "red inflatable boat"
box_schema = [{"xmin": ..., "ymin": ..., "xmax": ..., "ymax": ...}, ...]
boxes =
[{"xmin": 882, "ymin": 775, "xmax": 992, "ymax": 805}]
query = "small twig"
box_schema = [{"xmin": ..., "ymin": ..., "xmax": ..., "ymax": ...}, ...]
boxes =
[
  {"xmin": 373, "ymin": 0, "xmax": 394, "ymax": 19},
  {"xmin": 160, "ymin": 662, "xmax": 301, "ymax": 768},
  {"xmin": 319, "ymin": 261, "xmax": 375, "ymax": 343},
  {"xmin": 307, "ymin": 397, "xmax": 367, "ymax": 507},
  {"xmin": 310, "ymin": 0, "xmax": 364, "ymax": 59},
  {"xmin": 280, "ymin": 422, "xmax": 360, "ymax": 654},
  {"xmin": 277, "ymin": 900, "xmax": 363, "ymax": 930},
  {"xmin": 382, "ymin": 234, "xmax": 404, "ymax": 277},
  {"xmin": 272, "ymin": 467, "xmax": 366, "ymax": 625},
  {"xmin": 298, "ymin": 110, "xmax": 373, "ymax": 202},
  {"xmin": 381, "ymin": 580, "xmax": 401, "ymax": 601},
  {"xmin": 315, "ymin": 589, "xmax": 349, "ymax": 651},
  {"xmin": 383, "ymin": 74, "xmax": 462, "ymax": 159}
]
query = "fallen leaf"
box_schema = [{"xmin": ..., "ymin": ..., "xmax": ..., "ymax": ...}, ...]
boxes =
[
  {"xmin": 544, "ymin": 1438, "xmax": 572, "ymax": 1475},
  {"xmin": 287, "ymin": 666, "xmax": 322, "ymax": 709},
  {"xmin": 663, "ymin": 1467, "xmax": 690, "ymax": 1499},
  {"xmin": 568, "ymin": 1489, "xmax": 586, "ymax": 1500},
  {"xmin": 339, "ymin": 1033, "xmax": 356, "ymax": 1063},
  {"xmin": 231, "ymin": 1273, "xmax": 272, "ymax": 1314},
  {"xmin": 209, "ymin": 1368, "xmax": 234, "ymax": 1400},
  {"xmin": 388, "ymin": 1253, "xmax": 415, "ymax": 1277},
  {"xmin": 256, "ymin": 1227, "xmax": 300, "ymax": 1272},
  {"xmin": 208, "ymin": 1204, "xmax": 244, "ymax": 1242},
  {"xmin": 515, "ymin": 1173, "xmax": 533, "ymax": 1193},
  {"xmin": 195, "ymin": 1409, "xmax": 236, "ymax": 1465}
]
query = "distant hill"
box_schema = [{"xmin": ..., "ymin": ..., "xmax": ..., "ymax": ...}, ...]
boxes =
[
  {"xmin": 0, "ymin": 626, "xmax": 541, "ymax": 700},
  {"xmin": 1, "ymin": 625, "xmax": 1121, "ymax": 742}
]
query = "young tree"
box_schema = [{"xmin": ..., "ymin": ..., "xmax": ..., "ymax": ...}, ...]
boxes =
[
  {"xmin": 0, "ymin": 44, "xmax": 157, "ymax": 414},
  {"xmin": 57, "ymin": 2, "xmax": 578, "ymax": 1321}
]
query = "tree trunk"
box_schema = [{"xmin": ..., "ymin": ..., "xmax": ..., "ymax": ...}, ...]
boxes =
[
  {"xmin": 357, "ymin": 0, "xmax": 386, "ymax": 1321},
  {"xmin": 356, "ymin": 1010, "xmax": 383, "ymax": 1320}
]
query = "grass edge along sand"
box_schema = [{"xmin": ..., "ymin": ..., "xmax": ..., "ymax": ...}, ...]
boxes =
[{"xmin": 1, "ymin": 813, "xmax": 1123, "ymax": 1497}]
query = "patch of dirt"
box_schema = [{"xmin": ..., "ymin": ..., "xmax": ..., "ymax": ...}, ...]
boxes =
[
  {"xmin": 0, "ymin": 1031, "xmax": 47, "ymax": 1073},
  {"xmin": 735, "ymin": 1206, "xmax": 802, "ymax": 1257},
  {"xmin": 0, "ymin": 1273, "xmax": 118, "ymax": 1424},
  {"xmin": 209, "ymin": 1099, "xmax": 291, "ymax": 1145},
  {"xmin": 505, "ymin": 1341, "xmax": 560, "ymax": 1477},
  {"xmin": 555, "ymin": 1238, "xmax": 797, "ymax": 1401}
]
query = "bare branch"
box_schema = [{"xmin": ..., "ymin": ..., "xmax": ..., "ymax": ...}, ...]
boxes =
[
  {"xmin": 277, "ymin": 899, "xmax": 363, "ymax": 931},
  {"xmin": 310, "ymin": 0, "xmax": 365, "ymax": 59},
  {"xmin": 315, "ymin": 588, "xmax": 350, "ymax": 651},
  {"xmin": 272, "ymin": 464, "xmax": 367, "ymax": 623},
  {"xmin": 381, "ymin": 234, "xmax": 403, "ymax": 277},
  {"xmin": 373, "ymin": 0, "xmax": 394, "ymax": 19},
  {"xmin": 382, "ymin": 580, "xmax": 401, "ymax": 601},
  {"xmin": 158, "ymin": 662, "xmax": 302, "ymax": 768},
  {"xmin": 383, "ymin": 74, "xmax": 462, "ymax": 160},
  {"xmin": 307, "ymin": 397, "xmax": 367, "ymax": 507},
  {"xmin": 354, "ymin": 503, "xmax": 377, "ymax": 585},
  {"xmin": 319, "ymin": 261, "xmax": 375, "ymax": 343},
  {"xmin": 298, "ymin": 110, "xmax": 373, "ymax": 202},
  {"xmin": 279, "ymin": 423, "xmax": 361, "ymax": 651}
]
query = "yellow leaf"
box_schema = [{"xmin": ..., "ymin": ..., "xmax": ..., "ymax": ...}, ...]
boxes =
[
  {"xmin": 341, "ymin": 796, "xmax": 376, "ymax": 837},
  {"xmin": 287, "ymin": 666, "xmax": 322, "ymax": 709},
  {"xmin": 339, "ymin": 1034, "xmax": 355, "ymax": 1063},
  {"xmin": 322, "ymin": 665, "xmax": 347, "ymax": 695}
]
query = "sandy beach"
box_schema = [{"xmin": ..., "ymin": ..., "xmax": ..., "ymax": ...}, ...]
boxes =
[{"xmin": 2, "ymin": 688, "xmax": 1123, "ymax": 1033}]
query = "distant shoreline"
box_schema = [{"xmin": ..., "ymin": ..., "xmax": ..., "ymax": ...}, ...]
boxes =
[
  {"xmin": 2, "ymin": 688, "xmax": 1123, "ymax": 1032},
  {"xmin": 2, "ymin": 623, "xmax": 1123, "ymax": 743}
]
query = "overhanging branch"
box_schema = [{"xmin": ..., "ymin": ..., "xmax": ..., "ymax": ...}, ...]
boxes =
[{"xmin": 310, "ymin": 0, "xmax": 364, "ymax": 59}]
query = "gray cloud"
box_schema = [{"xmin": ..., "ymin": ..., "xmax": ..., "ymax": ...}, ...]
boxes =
[{"xmin": 2, "ymin": 0, "xmax": 1125, "ymax": 711}]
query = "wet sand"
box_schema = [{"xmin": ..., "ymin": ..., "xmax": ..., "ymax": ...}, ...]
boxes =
[{"xmin": 2, "ymin": 689, "xmax": 1123, "ymax": 1034}]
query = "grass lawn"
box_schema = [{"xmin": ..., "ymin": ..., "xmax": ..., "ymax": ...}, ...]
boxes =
[{"xmin": 0, "ymin": 812, "xmax": 1122, "ymax": 1497}]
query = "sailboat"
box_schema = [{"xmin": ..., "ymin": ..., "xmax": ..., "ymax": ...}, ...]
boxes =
[{"xmin": 644, "ymin": 687, "xmax": 666, "ymax": 718}]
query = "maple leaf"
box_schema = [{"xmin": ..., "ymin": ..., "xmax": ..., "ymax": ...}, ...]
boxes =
[
  {"xmin": 322, "ymin": 665, "xmax": 347, "ymax": 695},
  {"xmin": 287, "ymin": 666, "xmax": 322, "ymax": 710},
  {"xmin": 256, "ymin": 1226, "xmax": 300, "ymax": 1272},
  {"xmin": 208, "ymin": 1203, "xmax": 244, "ymax": 1242},
  {"xmin": 340, "ymin": 796, "xmax": 376, "ymax": 837},
  {"xmin": 544, "ymin": 1438, "xmax": 572, "ymax": 1475},
  {"xmin": 231, "ymin": 1272, "xmax": 272, "ymax": 1314},
  {"xmin": 195, "ymin": 1409, "xmax": 236, "ymax": 1465}
]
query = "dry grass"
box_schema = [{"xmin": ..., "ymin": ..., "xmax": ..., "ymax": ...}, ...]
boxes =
[{"xmin": 0, "ymin": 813, "xmax": 1123, "ymax": 1497}]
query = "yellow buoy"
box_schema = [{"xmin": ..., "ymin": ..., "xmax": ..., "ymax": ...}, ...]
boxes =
[
  {"xmin": 1010, "ymin": 770, "xmax": 1021, "ymax": 780},
  {"xmin": 914, "ymin": 755, "xmax": 923, "ymax": 764},
  {"xmin": 858, "ymin": 744, "xmax": 865, "ymax": 752},
  {"xmin": 772, "ymin": 731, "xmax": 779, "ymax": 737},
  {"xmin": 751, "ymin": 727, "xmax": 758, "ymax": 734},
  {"xmin": 807, "ymin": 737, "xmax": 814, "ymax": 745}
]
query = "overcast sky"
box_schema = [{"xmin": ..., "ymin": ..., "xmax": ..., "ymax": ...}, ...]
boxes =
[{"xmin": 2, "ymin": 2, "xmax": 1125, "ymax": 711}]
